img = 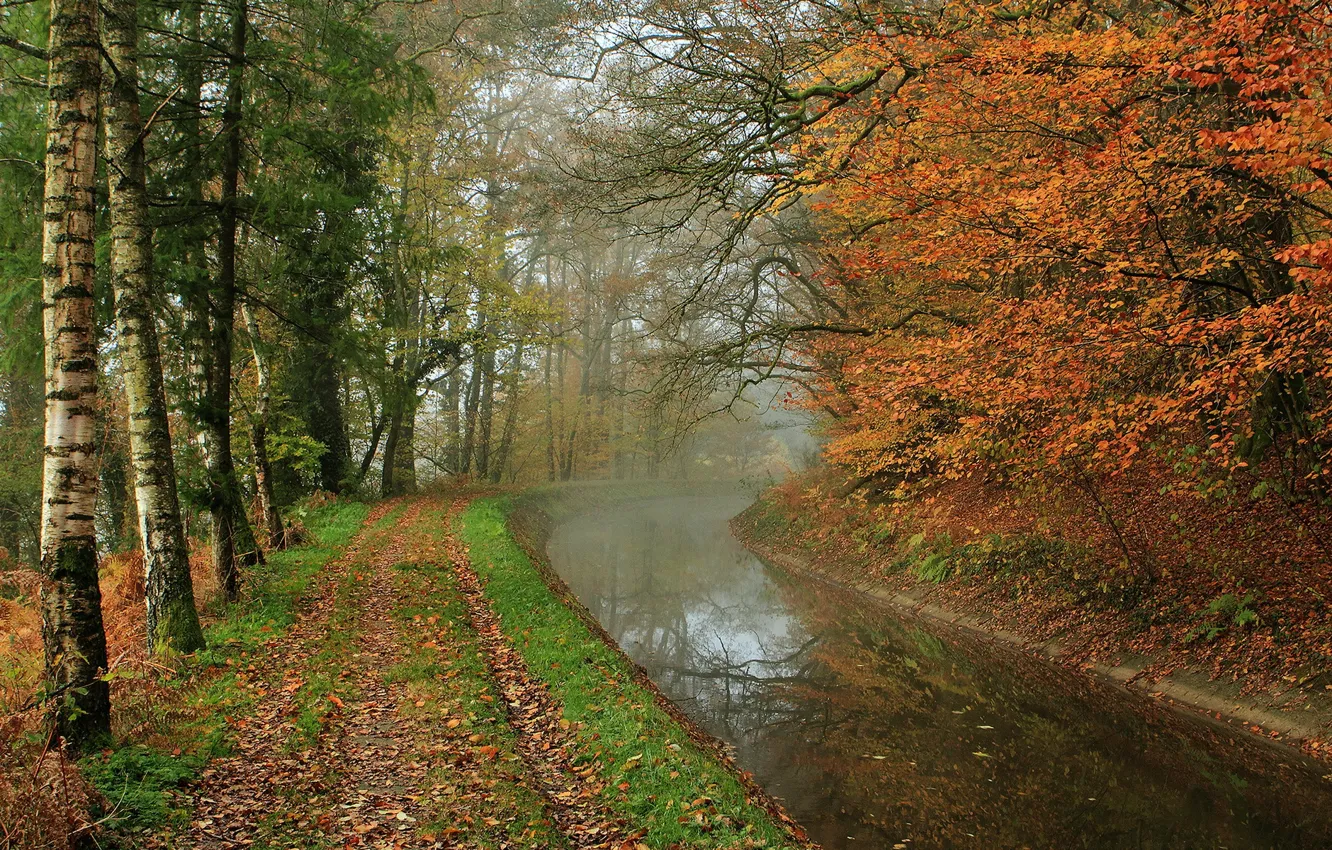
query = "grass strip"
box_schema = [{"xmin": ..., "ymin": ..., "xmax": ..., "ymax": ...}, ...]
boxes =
[
  {"xmin": 456, "ymin": 495, "xmax": 800, "ymax": 850},
  {"xmin": 387, "ymin": 503, "xmax": 569, "ymax": 848},
  {"xmin": 281, "ymin": 503, "xmax": 405, "ymax": 750}
]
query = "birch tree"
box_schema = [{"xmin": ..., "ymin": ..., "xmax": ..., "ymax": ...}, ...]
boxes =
[
  {"xmin": 103, "ymin": 0, "xmax": 205, "ymax": 653},
  {"xmin": 39, "ymin": 0, "xmax": 110, "ymax": 746},
  {"xmin": 242, "ymin": 303, "xmax": 283, "ymax": 549}
]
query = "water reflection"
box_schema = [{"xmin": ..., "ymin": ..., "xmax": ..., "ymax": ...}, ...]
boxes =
[{"xmin": 546, "ymin": 493, "xmax": 1332, "ymax": 850}]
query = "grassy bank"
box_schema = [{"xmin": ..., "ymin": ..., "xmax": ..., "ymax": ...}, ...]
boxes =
[
  {"xmin": 457, "ymin": 495, "xmax": 802, "ymax": 850},
  {"xmin": 89, "ymin": 500, "xmax": 372, "ymax": 838}
]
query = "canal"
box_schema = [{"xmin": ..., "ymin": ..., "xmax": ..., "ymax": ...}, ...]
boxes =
[{"xmin": 545, "ymin": 492, "xmax": 1332, "ymax": 849}]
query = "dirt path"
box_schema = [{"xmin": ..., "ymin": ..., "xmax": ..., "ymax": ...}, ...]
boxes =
[
  {"xmin": 183, "ymin": 499, "xmax": 393, "ymax": 847},
  {"xmin": 183, "ymin": 499, "xmax": 439, "ymax": 849},
  {"xmin": 171, "ymin": 497, "xmax": 639, "ymax": 850},
  {"xmin": 295, "ymin": 498, "xmax": 437, "ymax": 846}
]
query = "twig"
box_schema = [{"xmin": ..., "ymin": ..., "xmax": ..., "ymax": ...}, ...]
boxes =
[{"xmin": 137, "ymin": 82, "xmax": 184, "ymax": 145}]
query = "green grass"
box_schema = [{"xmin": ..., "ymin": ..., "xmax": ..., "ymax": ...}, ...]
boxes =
[
  {"xmin": 281, "ymin": 507, "xmax": 399, "ymax": 749},
  {"xmin": 201, "ymin": 500, "xmax": 370, "ymax": 661},
  {"xmin": 457, "ymin": 496, "xmax": 799, "ymax": 850}
]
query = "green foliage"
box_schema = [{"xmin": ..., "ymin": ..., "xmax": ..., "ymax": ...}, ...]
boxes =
[
  {"xmin": 914, "ymin": 551, "xmax": 952, "ymax": 583},
  {"xmin": 267, "ymin": 430, "xmax": 328, "ymax": 480},
  {"xmin": 82, "ymin": 745, "xmax": 204, "ymax": 832},
  {"xmin": 0, "ymin": 5, "xmax": 48, "ymax": 568},
  {"xmin": 0, "ymin": 1, "xmax": 46, "ymax": 363},
  {"xmin": 954, "ymin": 533, "xmax": 1085, "ymax": 579},
  {"xmin": 202, "ymin": 500, "xmax": 369, "ymax": 657},
  {"xmin": 1187, "ymin": 593, "xmax": 1261, "ymax": 644},
  {"xmin": 898, "ymin": 531, "xmax": 955, "ymax": 583},
  {"xmin": 898, "ymin": 530, "xmax": 1147, "ymax": 609},
  {"xmin": 0, "ymin": 412, "xmax": 40, "ymax": 563}
]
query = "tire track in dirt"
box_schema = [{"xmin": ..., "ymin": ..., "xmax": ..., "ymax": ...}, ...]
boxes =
[
  {"xmin": 183, "ymin": 498, "xmax": 409, "ymax": 848},
  {"xmin": 442, "ymin": 496, "xmax": 637, "ymax": 850},
  {"xmin": 179, "ymin": 499, "xmax": 466, "ymax": 849},
  {"xmin": 295, "ymin": 497, "xmax": 435, "ymax": 848}
]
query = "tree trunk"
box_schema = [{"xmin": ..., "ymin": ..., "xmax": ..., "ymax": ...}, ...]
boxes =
[
  {"xmin": 104, "ymin": 0, "xmax": 205, "ymax": 652},
  {"xmin": 381, "ymin": 395, "xmax": 401, "ymax": 496},
  {"xmin": 380, "ymin": 351, "xmax": 404, "ymax": 496},
  {"xmin": 557, "ymin": 339, "xmax": 572, "ymax": 480},
  {"xmin": 476, "ymin": 344, "xmax": 495, "ymax": 478},
  {"xmin": 394, "ymin": 402, "xmax": 416, "ymax": 492},
  {"xmin": 446, "ymin": 373, "xmax": 460, "ymax": 473},
  {"xmin": 207, "ymin": 0, "xmax": 260, "ymax": 601},
  {"xmin": 460, "ymin": 311, "xmax": 487, "ymax": 475},
  {"xmin": 460, "ymin": 360, "xmax": 481, "ymax": 475},
  {"xmin": 305, "ymin": 355, "xmax": 351, "ymax": 493},
  {"xmin": 490, "ymin": 340, "xmax": 524, "ymax": 483},
  {"xmin": 178, "ymin": 0, "xmax": 212, "ymax": 448},
  {"xmin": 543, "ymin": 340, "xmax": 556, "ymax": 482},
  {"xmin": 357, "ymin": 394, "xmax": 387, "ymax": 481},
  {"xmin": 242, "ymin": 305, "xmax": 283, "ymax": 550},
  {"xmin": 39, "ymin": 0, "xmax": 111, "ymax": 747},
  {"xmin": 250, "ymin": 415, "xmax": 280, "ymax": 548},
  {"xmin": 562, "ymin": 311, "xmax": 596, "ymax": 482}
]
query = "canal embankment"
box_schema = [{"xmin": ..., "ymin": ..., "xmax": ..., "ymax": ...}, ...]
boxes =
[{"xmin": 731, "ymin": 481, "xmax": 1332, "ymax": 760}]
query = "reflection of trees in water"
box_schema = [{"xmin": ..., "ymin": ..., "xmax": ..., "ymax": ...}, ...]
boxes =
[
  {"xmin": 549, "ymin": 499, "xmax": 1332, "ymax": 850},
  {"xmin": 568, "ymin": 512, "xmax": 818, "ymax": 735},
  {"xmin": 551, "ymin": 500, "xmax": 838, "ymax": 743},
  {"xmin": 649, "ymin": 632, "xmax": 828, "ymax": 740},
  {"xmin": 768, "ymin": 571, "xmax": 1332, "ymax": 850}
]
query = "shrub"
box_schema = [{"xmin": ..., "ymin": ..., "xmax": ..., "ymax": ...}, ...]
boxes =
[{"xmin": 1187, "ymin": 592, "xmax": 1260, "ymax": 643}]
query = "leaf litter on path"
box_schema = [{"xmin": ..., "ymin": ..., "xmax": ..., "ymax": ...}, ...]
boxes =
[
  {"xmin": 155, "ymin": 498, "xmax": 571, "ymax": 849},
  {"xmin": 442, "ymin": 496, "xmax": 637, "ymax": 850},
  {"xmin": 152, "ymin": 496, "xmax": 664, "ymax": 850}
]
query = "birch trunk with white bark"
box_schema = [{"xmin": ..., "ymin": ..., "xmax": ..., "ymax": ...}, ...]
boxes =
[
  {"xmin": 103, "ymin": 0, "xmax": 205, "ymax": 653},
  {"xmin": 40, "ymin": 0, "xmax": 111, "ymax": 748}
]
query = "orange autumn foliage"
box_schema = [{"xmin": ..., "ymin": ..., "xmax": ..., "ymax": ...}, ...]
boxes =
[{"xmin": 794, "ymin": 0, "xmax": 1332, "ymax": 500}]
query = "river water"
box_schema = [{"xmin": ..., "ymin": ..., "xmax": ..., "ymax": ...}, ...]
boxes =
[{"xmin": 544, "ymin": 492, "xmax": 1332, "ymax": 850}]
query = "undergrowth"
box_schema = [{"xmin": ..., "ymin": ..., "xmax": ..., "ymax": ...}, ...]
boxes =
[
  {"xmin": 734, "ymin": 472, "xmax": 1325, "ymax": 697},
  {"xmin": 748, "ymin": 487, "xmax": 1143, "ymax": 609}
]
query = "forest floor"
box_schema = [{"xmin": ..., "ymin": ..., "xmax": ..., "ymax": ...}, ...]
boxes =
[{"xmin": 50, "ymin": 492, "xmax": 802, "ymax": 850}]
